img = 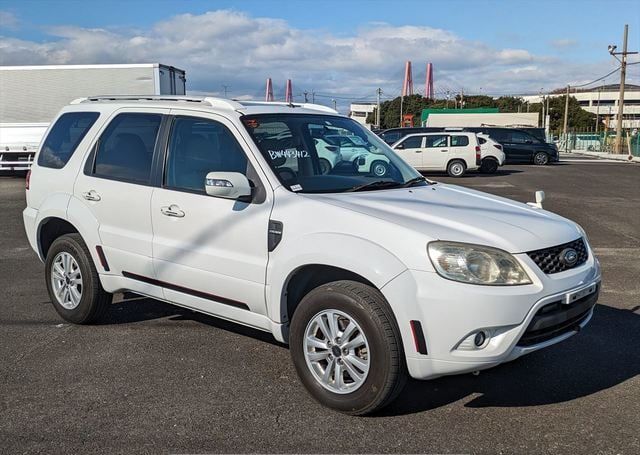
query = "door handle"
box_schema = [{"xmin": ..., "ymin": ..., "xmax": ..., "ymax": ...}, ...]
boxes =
[
  {"xmin": 160, "ymin": 204, "xmax": 185, "ymax": 218},
  {"xmin": 440, "ymin": 149, "xmax": 449, "ymax": 152},
  {"xmin": 415, "ymin": 150, "xmax": 422, "ymax": 153},
  {"xmin": 82, "ymin": 190, "xmax": 101, "ymax": 201}
]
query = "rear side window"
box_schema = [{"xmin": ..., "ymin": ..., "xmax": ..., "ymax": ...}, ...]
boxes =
[
  {"xmin": 451, "ymin": 135, "xmax": 469, "ymax": 147},
  {"xmin": 38, "ymin": 112, "xmax": 99, "ymax": 169},
  {"xmin": 425, "ymin": 135, "xmax": 448, "ymax": 148},
  {"xmin": 91, "ymin": 113, "xmax": 162, "ymax": 184}
]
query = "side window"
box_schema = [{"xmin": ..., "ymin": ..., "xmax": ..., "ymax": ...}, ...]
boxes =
[
  {"xmin": 425, "ymin": 134, "xmax": 448, "ymax": 148},
  {"xmin": 478, "ymin": 137, "xmax": 487, "ymax": 144},
  {"xmin": 400, "ymin": 136, "xmax": 423, "ymax": 149},
  {"xmin": 92, "ymin": 113, "xmax": 161, "ymax": 184},
  {"xmin": 450, "ymin": 135, "xmax": 470, "ymax": 147},
  {"xmin": 165, "ymin": 117, "xmax": 249, "ymax": 192},
  {"xmin": 511, "ymin": 131, "xmax": 534, "ymax": 144},
  {"xmin": 382, "ymin": 132, "xmax": 400, "ymax": 144},
  {"xmin": 38, "ymin": 112, "xmax": 99, "ymax": 169}
]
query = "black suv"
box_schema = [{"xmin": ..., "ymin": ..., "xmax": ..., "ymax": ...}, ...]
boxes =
[
  {"xmin": 379, "ymin": 127, "xmax": 558, "ymax": 165},
  {"xmin": 463, "ymin": 127, "xmax": 558, "ymax": 165}
]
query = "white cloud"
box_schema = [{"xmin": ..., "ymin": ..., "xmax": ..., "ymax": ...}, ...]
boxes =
[{"xmin": 0, "ymin": 9, "xmax": 629, "ymax": 104}]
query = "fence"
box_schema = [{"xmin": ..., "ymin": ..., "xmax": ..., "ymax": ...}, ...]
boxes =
[{"xmin": 557, "ymin": 131, "xmax": 640, "ymax": 156}]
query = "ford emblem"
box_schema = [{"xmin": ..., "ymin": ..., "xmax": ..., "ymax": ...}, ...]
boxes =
[{"xmin": 559, "ymin": 248, "xmax": 578, "ymax": 267}]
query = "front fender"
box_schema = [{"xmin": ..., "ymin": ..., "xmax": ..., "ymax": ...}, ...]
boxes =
[{"xmin": 266, "ymin": 232, "xmax": 408, "ymax": 323}]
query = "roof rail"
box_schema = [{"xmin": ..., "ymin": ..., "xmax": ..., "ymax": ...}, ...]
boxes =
[
  {"xmin": 78, "ymin": 95, "xmax": 243, "ymax": 110},
  {"xmin": 237, "ymin": 100, "xmax": 338, "ymax": 114},
  {"xmin": 75, "ymin": 95, "xmax": 338, "ymax": 114}
]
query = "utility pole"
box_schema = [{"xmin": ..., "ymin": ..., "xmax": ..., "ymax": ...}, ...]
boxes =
[
  {"xmin": 303, "ymin": 91, "xmax": 309, "ymax": 103},
  {"xmin": 311, "ymin": 90, "xmax": 315, "ymax": 104},
  {"xmin": 332, "ymin": 99, "xmax": 337, "ymax": 111},
  {"xmin": 400, "ymin": 95, "xmax": 404, "ymax": 127},
  {"xmin": 222, "ymin": 85, "xmax": 230, "ymax": 97},
  {"xmin": 445, "ymin": 90, "xmax": 450, "ymax": 109},
  {"xmin": 563, "ymin": 85, "xmax": 571, "ymax": 152},
  {"xmin": 376, "ymin": 88, "xmax": 382, "ymax": 129},
  {"xmin": 608, "ymin": 24, "xmax": 638, "ymax": 154},
  {"xmin": 595, "ymin": 85, "xmax": 602, "ymax": 133}
]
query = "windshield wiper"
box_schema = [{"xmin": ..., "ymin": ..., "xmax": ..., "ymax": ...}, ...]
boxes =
[
  {"xmin": 401, "ymin": 176, "xmax": 428, "ymax": 188},
  {"xmin": 345, "ymin": 180, "xmax": 403, "ymax": 192}
]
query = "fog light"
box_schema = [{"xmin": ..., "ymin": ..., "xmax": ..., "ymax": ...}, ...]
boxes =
[
  {"xmin": 474, "ymin": 331, "xmax": 486, "ymax": 347},
  {"xmin": 456, "ymin": 330, "xmax": 492, "ymax": 351}
]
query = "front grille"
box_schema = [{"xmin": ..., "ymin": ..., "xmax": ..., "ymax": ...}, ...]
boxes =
[
  {"xmin": 517, "ymin": 285, "xmax": 598, "ymax": 347},
  {"xmin": 526, "ymin": 238, "xmax": 588, "ymax": 274}
]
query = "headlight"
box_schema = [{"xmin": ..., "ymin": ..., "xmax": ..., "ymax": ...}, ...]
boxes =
[{"xmin": 427, "ymin": 241, "xmax": 532, "ymax": 286}]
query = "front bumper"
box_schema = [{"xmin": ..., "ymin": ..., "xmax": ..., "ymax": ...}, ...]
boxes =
[{"xmin": 381, "ymin": 252, "xmax": 600, "ymax": 380}]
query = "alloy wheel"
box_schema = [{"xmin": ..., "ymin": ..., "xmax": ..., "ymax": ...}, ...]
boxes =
[{"xmin": 303, "ymin": 309, "xmax": 370, "ymax": 394}]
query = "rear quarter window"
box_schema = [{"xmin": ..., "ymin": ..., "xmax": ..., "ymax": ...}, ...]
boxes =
[
  {"xmin": 451, "ymin": 135, "xmax": 470, "ymax": 147},
  {"xmin": 37, "ymin": 112, "xmax": 100, "ymax": 169}
]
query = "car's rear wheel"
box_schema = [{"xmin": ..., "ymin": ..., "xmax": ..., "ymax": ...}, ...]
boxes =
[
  {"xmin": 479, "ymin": 158, "xmax": 499, "ymax": 174},
  {"xmin": 289, "ymin": 280, "xmax": 406, "ymax": 415},
  {"xmin": 319, "ymin": 158, "xmax": 332, "ymax": 175},
  {"xmin": 370, "ymin": 160, "xmax": 389, "ymax": 177},
  {"xmin": 447, "ymin": 160, "xmax": 466, "ymax": 177},
  {"xmin": 45, "ymin": 233, "xmax": 111, "ymax": 324},
  {"xmin": 533, "ymin": 152, "xmax": 549, "ymax": 165}
]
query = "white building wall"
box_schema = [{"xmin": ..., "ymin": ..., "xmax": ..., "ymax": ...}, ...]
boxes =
[
  {"xmin": 521, "ymin": 89, "xmax": 640, "ymax": 129},
  {"xmin": 349, "ymin": 103, "xmax": 376, "ymax": 128}
]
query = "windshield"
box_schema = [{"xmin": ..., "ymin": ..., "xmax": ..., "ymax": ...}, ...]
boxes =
[{"xmin": 242, "ymin": 114, "xmax": 425, "ymax": 193}]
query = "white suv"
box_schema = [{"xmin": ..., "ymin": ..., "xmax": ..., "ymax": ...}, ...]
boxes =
[
  {"xmin": 477, "ymin": 133, "xmax": 506, "ymax": 173},
  {"xmin": 24, "ymin": 96, "xmax": 601, "ymax": 415},
  {"xmin": 392, "ymin": 132, "xmax": 480, "ymax": 177}
]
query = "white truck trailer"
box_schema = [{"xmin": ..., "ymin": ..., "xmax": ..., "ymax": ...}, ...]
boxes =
[{"xmin": 0, "ymin": 63, "xmax": 186, "ymax": 171}]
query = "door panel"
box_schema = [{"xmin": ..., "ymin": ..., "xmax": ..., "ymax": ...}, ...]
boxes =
[
  {"xmin": 151, "ymin": 112, "xmax": 273, "ymax": 317},
  {"xmin": 74, "ymin": 108, "xmax": 167, "ymax": 295},
  {"xmin": 394, "ymin": 136, "xmax": 424, "ymax": 168},
  {"xmin": 422, "ymin": 134, "xmax": 450, "ymax": 170}
]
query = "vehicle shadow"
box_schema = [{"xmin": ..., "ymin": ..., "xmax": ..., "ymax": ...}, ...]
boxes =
[
  {"xmin": 100, "ymin": 295, "xmax": 285, "ymax": 348},
  {"xmin": 378, "ymin": 304, "xmax": 640, "ymax": 416}
]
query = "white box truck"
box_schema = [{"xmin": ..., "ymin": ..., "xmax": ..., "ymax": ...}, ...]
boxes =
[{"xmin": 0, "ymin": 63, "xmax": 186, "ymax": 171}]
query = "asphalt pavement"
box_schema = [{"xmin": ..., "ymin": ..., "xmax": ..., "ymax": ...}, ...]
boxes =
[{"xmin": 1, "ymin": 156, "xmax": 639, "ymax": 454}]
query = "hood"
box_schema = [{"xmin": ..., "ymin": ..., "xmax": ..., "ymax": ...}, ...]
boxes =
[{"xmin": 304, "ymin": 184, "xmax": 581, "ymax": 253}]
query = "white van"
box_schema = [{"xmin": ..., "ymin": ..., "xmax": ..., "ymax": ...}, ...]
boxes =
[{"xmin": 392, "ymin": 132, "xmax": 480, "ymax": 177}]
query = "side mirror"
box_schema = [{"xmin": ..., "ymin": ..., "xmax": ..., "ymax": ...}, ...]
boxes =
[
  {"xmin": 205, "ymin": 172, "xmax": 252, "ymax": 200},
  {"xmin": 395, "ymin": 143, "xmax": 405, "ymax": 150}
]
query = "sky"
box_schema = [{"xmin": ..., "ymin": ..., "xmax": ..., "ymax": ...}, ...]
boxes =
[{"xmin": 1, "ymin": 0, "xmax": 639, "ymax": 109}]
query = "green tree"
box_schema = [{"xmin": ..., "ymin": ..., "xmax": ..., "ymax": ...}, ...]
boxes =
[{"xmin": 366, "ymin": 94, "xmax": 593, "ymax": 132}]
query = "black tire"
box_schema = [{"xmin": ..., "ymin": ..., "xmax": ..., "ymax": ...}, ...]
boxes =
[
  {"xmin": 446, "ymin": 159, "xmax": 466, "ymax": 177},
  {"xmin": 533, "ymin": 152, "xmax": 549, "ymax": 165},
  {"xmin": 318, "ymin": 158, "xmax": 332, "ymax": 175},
  {"xmin": 370, "ymin": 160, "xmax": 389, "ymax": 177},
  {"xmin": 45, "ymin": 233, "xmax": 111, "ymax": 324},
  {"xmin": 479, "ymin": 158, "xmax": 499, "ymax": 174},
  {"xmin": 290, "ymin": 280, "xmax": 407, "ymax": 415}
]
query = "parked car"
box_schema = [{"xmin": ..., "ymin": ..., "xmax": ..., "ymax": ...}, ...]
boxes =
[
  {"xmin": 392, "ymin": 132, "xmax": 481, "ymax": 177},
  {"xmin": 463, "ymin": 127, "xmax": 559, "ymax": 165},
  {"xmin": 24, "ymin": 95, "xmax": 600, "ymax": 415},
  {"xmin": 477, "ymin": 133, "xmax": 506, "ymax": 173},
  {"xmin": 378, "ymin": 127, "xmax": 443, "ymax": 145},
  {"xmin": 314, "ymin": 137, "xmax": 342, "ymax": 174}
]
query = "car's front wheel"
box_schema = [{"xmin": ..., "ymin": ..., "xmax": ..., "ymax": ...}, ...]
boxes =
[
  {"xmin": 45, "ymin": 233, "xmax": 112, "ymax": 324},
  {"xmin": 289, "ymin": 280, "xmax": 406, "ymax": 415}
]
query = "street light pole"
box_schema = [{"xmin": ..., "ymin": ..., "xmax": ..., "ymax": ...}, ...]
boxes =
[{"xmin": 376, "ymin": 88, "xmax": 382, "ymax": 129}]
